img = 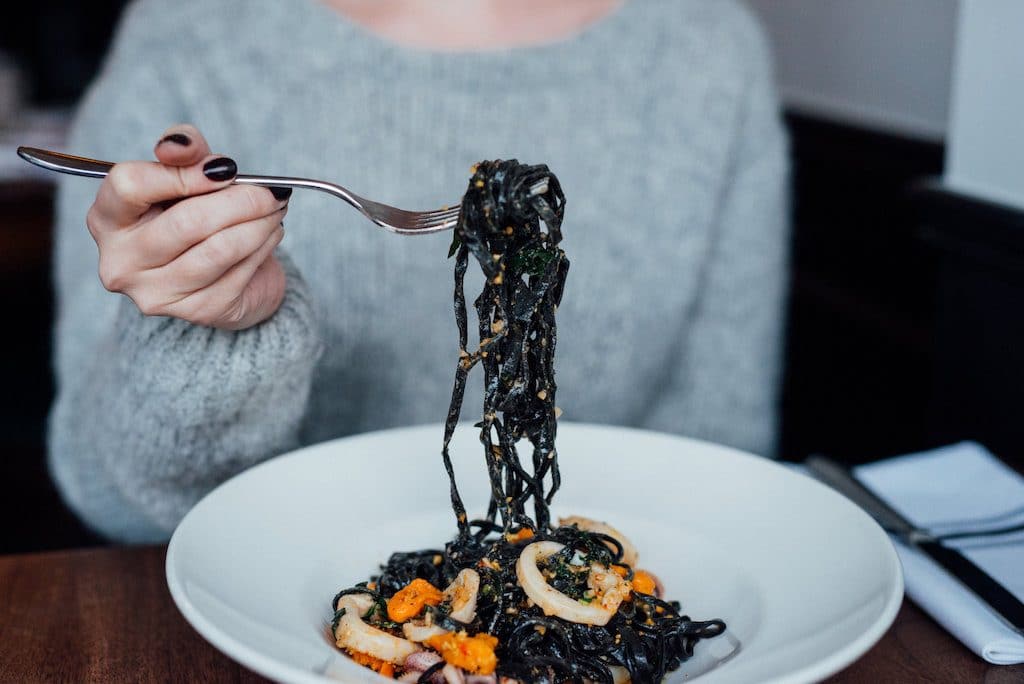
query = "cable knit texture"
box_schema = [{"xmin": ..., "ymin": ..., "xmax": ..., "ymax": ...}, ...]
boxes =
[{"xmin": 49, "ymin": 0, "xmax": 789, "ymax": 542}]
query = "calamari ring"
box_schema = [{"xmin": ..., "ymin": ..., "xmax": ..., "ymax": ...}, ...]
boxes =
[
  {"xmin": 516, "ymin": 541, "xmax": 629, "ymax": 626},
  {"xmin": 402, "ymin": 569, "xmax": 481, "ymax": 643},
  {"xmin": 445, "ymin": 568, "xmax": 480, "ymax": 623},
  {"xmin": 334, "ymin": 593, "xmax": 421, "ymax": 664},
  {"xmin": 559, "ymin": 515, "xmax": 639, "ymax": 567}
]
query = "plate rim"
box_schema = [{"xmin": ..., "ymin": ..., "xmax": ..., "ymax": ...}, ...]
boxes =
[{"xmin": 166, "ymin": 421, "xmax": 904, "ymax": 684}]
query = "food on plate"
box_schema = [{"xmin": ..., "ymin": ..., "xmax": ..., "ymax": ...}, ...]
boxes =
[{"xmin": 331, "ymin": 161, "xmax": 725, "ymax": 683}]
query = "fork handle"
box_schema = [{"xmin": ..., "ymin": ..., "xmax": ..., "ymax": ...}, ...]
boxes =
[
  {"xmin": 19, "ymin": 146, "xmax": 113, "ymax": 178},
  {"xmin": 17, "ymin": 146, "xmax": 300, "ymax": 190}
]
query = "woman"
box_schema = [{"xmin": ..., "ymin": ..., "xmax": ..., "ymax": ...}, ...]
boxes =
[{"xmin": 51, "ymin": 0, "xmax": 789, "ymax": 541}]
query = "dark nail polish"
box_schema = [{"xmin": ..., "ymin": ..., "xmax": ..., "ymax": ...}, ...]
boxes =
[
  {"xmin": 203, "ymin": 157, "xmax": 237, "ymax": 182},
  {"xmin": 159, "ymin": 133, "xmax": 191, "ymax": 146},
  {"xmin": 270, "ymin": 186, "xmax": 293, "ymax": 201}
]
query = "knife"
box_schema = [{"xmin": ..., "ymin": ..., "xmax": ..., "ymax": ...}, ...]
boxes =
[{"xmin": 804, "ymin": 455, "xmax": 1024, "ymax": 634}]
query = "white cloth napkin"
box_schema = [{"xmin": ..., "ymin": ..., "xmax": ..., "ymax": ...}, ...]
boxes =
[{"xmin": 854, "ymin": 441, "xmax": 1024, "ymax": 664}]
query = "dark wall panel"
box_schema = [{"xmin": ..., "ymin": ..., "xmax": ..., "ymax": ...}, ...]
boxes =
[{"xmin": 779, "ymin": 114, "xmax": 945, "ymax": 463}]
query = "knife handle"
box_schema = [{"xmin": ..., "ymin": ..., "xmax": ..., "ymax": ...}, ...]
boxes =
[
  {"xmin": 918, "ymin": 539, "xmax": 1024, "ymax": 633},
  {"xmin": 805, "ymin": 454, "xmax": 1024, "ymax": 635}
]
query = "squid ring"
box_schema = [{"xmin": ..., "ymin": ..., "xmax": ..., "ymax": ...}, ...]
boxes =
[
  {"xmin": 516, "ymin": 541, "xmax": 629, "ymax": 626},
  {"xmin": 334, "ymin": 593, "xmax": 421, "ymax": 664},
  {"xmin": 403, "ymin": 569, "xmax": 481, "ymax": 643},
  {"xmin": 559, "ymin": 515, "xmax": 639, "ymax": 567}
]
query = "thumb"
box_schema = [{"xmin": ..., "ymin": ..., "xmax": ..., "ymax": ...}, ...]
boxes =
[{"xmin": 153, "ymin": 124, "xmax": 212, "ymax": 167}]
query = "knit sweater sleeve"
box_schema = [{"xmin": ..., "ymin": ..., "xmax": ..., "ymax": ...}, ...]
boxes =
[
  {"xmin": 644, "ymin": 7, "xmax": 790, "ymax": 457},
  {"xmin": 47, "ymin": 0, "xmax": 323, "ymax": 542}
]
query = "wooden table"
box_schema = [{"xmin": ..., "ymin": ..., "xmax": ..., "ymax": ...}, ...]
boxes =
[{"xmin": 1, "ymin": 546, "xmax": 1021, "ymax": 683}]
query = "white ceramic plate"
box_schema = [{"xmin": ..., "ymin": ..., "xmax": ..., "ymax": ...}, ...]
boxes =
[{"xmin": 167, "ymin": 423, "xmax": 902, "ymax": 684}]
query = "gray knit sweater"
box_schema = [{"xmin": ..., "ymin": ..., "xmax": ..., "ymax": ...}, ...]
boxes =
[{"xmin": 49, "ymin": 0, "xmax": 788, "ymax": 542}]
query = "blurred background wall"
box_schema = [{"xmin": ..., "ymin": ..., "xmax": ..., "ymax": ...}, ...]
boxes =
[
  {"xmin": 749, "ymin": 0, "xmax": 957, "ymax": 140},
  {"xmin": 944, "ymin": 1, "xmax": 1024, "ymax": 210},
  {"xmin": 2, "ymin": 0, "xmax": 1022, "ymax": 553},
  {"xmin": 747, "ymin": 0, "xmax": 1024, "ymax": 469}
]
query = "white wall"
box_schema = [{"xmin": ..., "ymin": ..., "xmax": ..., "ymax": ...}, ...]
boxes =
[
  {"xmin": 944, "ymin": 0, "xmax": 1024, "ymax": 211},
  {"xmin": 746, "ymin": 0, "xmax": 959, "ymax": 141}
]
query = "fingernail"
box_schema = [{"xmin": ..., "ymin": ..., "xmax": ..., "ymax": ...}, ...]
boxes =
[
  {"xmin": 270, "ymin": 186, "xmax": 293, "ymax": 201},
  {"xmin": 159, "ymin": 132, "xmax": 191, "ymax": 146},
  {"xmin": 203, "ymin": 157, "xmax": 237, "ymax": 182}
]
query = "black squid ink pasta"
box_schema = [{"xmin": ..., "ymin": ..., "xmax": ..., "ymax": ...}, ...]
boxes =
[{"xmin": 330, "ymin": 161, "xmax": 726, "ymax": 684}]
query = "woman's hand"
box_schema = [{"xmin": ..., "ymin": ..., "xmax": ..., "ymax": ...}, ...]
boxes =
[{"xmin": 86, "ymin": 124, "xmax": 291, "ymax": 330}]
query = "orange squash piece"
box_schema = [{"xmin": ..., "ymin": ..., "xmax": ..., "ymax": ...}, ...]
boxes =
[
  {"xmin": 505, "ymin": 528, "xmax": 535, "ymax": 543},
  {"xmin": 387, "ymin": 578, "xmax": 444, "ymax": 623},
  {"xmin": 349, "ymin": 650, "xmax": 393, "ymax": 675},
  {"xmin": 632, "ymin": 570, "xmax": 657, "ymax": 596},
  {"xmin": 426, "ymin": 631, "xmax": 499, "ymax": 675}
]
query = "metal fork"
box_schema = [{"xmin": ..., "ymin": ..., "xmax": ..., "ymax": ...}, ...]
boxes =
[{"xmin": 17, "ymin": 146, "xmax": 460, "ymax": 235}]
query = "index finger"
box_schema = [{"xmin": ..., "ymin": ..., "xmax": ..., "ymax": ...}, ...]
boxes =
[{"xmin": 93, "ymin": 154, "xmax": 237, "ymax": 228}]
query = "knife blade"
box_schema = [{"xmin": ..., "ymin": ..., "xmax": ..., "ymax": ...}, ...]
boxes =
[{"xmin": 804, "ymin": 455, "xmax": 1024, "ymax": 634}]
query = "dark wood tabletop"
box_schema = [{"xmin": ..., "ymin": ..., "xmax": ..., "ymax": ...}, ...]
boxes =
[{"xmin": 1, "ymin": 545, "xmax": 1021, "ymax": 683}]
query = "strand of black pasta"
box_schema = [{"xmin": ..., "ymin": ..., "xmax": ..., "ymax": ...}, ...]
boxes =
[
  {"xmin": 334, "ymin": 160, "xmax": 727, "ymax": 684},
  {"xmin": 443, "ymin": 159, "xmax": 567, "ymax": 534}
]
